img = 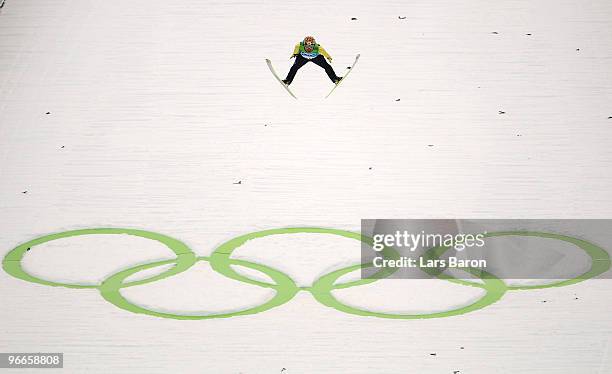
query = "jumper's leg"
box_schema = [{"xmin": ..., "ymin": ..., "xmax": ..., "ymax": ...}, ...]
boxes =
[
  {"xmin": 312, "ymin": 55, "xmax": 340, "ymax": 83},
  {"xmin": 284, "ymin": 55, "xmax": 309, "ymax": 85}
]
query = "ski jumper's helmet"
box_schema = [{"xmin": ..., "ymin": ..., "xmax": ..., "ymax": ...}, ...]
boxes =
[{"xmin": 303, "ymin": 36, "xmax": 316, "ymax": 52}]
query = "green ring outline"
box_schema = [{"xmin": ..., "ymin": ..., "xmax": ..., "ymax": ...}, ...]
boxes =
[
  {"xmin": 209, "ymin": 227, "xmax": 399, "ymax": 287},
  {"xmin": 2, "ymin": 228, "xmax": 196, "ymax": 289},
  {"xmin": 421, "ymin": 231, "xmax": 612, "ymax": 290},
  {"xmin": 309, "ymin": 264, "xmax": 507, "ymax": 319},
  {"xmin": 99, "ymin": 256, "xmax": 299, "ymax": 320}
]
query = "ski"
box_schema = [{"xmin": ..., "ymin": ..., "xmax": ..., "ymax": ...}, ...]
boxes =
[
  {"xmin": 265, "ymin": 59, "xmax": 297, "ymax": 99},
  {"xmin": 325, "ymin": 54, "xmax": 360, "ymax": 99}
]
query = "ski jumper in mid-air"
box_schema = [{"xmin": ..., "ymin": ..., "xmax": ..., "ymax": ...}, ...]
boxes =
[{"xmin": 282, "ymin": 36, "xmax": 343, "ymax": 86}]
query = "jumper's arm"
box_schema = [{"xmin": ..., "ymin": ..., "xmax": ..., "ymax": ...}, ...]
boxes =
[
  {"xmin": 291, "ymin": 43, "xmax": 300, "ymax": 57},
  {"xmin": 319, "ymin": 46, "xmax": 332, "ymax": 61}
]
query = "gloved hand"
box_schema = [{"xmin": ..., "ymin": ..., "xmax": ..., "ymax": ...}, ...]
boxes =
[{"xmin": 290, "ymin": 54, "xmax": 298, "ymax": 59}]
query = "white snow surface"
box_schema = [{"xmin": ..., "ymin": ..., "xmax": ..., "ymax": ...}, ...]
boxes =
[{"xmin": 1, "ymin": 0, "xmax": 612, "ymax": 373}]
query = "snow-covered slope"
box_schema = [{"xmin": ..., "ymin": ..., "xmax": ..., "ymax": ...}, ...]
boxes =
[{"xmin": 1, "ymin": 0, "xmax": 612, "ymax": 373}]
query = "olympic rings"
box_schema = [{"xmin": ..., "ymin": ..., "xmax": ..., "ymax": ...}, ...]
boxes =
[{"xmin": 2, "ymin": 227, "xmax": 610, "ymax": 320}]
